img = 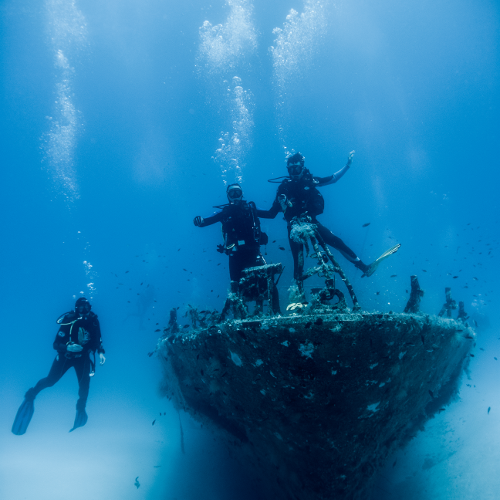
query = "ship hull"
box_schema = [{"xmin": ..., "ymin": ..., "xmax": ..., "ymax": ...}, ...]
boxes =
[{"xmin": 159, "ymin": 312, "xmax": 474, "ymax": 499}]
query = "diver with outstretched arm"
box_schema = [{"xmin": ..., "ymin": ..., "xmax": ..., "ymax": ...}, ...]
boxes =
[
  {"xmin": 259, "ymin": 151, "xmax": 399, "ymax": 285},
  {"xmin": 12, "ymin": 297, "xmax": 106, "ymax": 435},
  {"xmin": 194, "ymin": 183, "xmax": 280, "ymax": 313}
]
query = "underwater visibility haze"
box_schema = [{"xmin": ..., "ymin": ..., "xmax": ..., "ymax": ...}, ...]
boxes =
[{"xmin": 1, "ymin": 0, "xmax": 499, "ymax": 498}]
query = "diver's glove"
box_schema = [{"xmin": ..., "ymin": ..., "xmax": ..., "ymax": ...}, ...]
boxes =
[
  {"xmin": 347, "ymin": 150, "xmax": 355, "ymax": 167},
  {"xmin": 99, "ymin": 352, "xmax": 106, "ymax": 365},
  {"xmin": 193, "ymin": 216, "xmax": 204, "ymax": 227},
  {"xmin": 217, "ymin": 244, "xmax": 225, "ymax": 254},
  {"xmin": 278, "ymin": 194, "xmax": 292, "ymax": 213},
  {"xmin": 67, "ymin": 343, "xmax": 83, "ymax": 353}
]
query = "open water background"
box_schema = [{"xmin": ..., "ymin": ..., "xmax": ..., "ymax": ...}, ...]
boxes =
[{"xmin": 1, "ymin": 0, "xmax": 499, "ymax": 498}]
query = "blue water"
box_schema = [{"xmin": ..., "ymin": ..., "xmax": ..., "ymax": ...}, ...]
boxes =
[{"xmin": 1, "ymin": 0, "xmax": 499, "ymax": 498}]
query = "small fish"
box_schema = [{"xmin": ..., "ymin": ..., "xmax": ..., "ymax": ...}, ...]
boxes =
[
  {"xmin": 438, "ymin": 408, "xmax": 446, "ymax": 413},
  {"xmin": 272, "ymin": 240, "xmax": 276, "ymax": 243},
  {"xmin": 135, "ymin": 477, "xmax": 140, "ymax": 489},
  {"xmin": 495, "ymin": 357, "xmax": 498, "ymax": 361},
  {"xmin": 155, "ymin": 329, "xmax": 161, "ymax": 332},
  {"xmin": 390, "ymin": 275, "xmax": 397, "ymax": 278},
  {"xmin": 183, "ymin": 324, "xmax": 190, "ymax": 328},
  {"xmin": 152, "ymin": 419, "xmax": 156, "ymax": 426},
  {"xmin": 422, "ymin": 270, "xmax": 427, "ymax": 272},
  {"xmin": 278, "ymin": 246, "xmax": 285, "ymax": 251},
  {"xmin": 473, "ymin": 277, "xmax": 478, "ymax": 280},
  {"xmin": 453, "ymin": 276, "xmax": 458, "ymax": 279},
  {"xmin": 125, "ymin": 271, "xmax": 129, "ymax": 273},
  {"xmin": 183, "ymin": 269, "xmax": 187, "ymax": 271},
  {"xmin": 470, "ymin": 354, "xmax": 475, "ymax": 357},
  {"xmin": 362, "ymin": 223, "xmax": 371, "ymax": 227},
  {"xmin": 428, "ymin": 390, "xmax": 434, "ymax": 398},
  {"xmin": 480, "ymin": 348, "xmax": 485, "ymax": 351},
  {"xmin": 376, "ymin": 291, "xmax": 380, "ymax": 295},
  {"xmin": 488, "ymin": 407, "xmax": 491, "ymax": 414}
]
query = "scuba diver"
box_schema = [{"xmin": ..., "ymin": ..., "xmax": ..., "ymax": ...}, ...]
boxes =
[
  {"xmin": 260, "ymin": 151, "xmax": 400, "ymax": 286},
  {"xmin": 193, "ymin": 183, "xmax": 280, "ymax": 312},
  {"xmin": 12, "ymin": 297, "xmax": 106, "ymax": 435}
]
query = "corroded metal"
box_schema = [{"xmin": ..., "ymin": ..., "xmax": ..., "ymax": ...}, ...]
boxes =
[
  {"xmin": 290, "ymin": 215, "xmax": 360, "ymax": 311},
  {"xmin": 404, "ymin": 275, "xmax": 424, "ymax": 313},
  {"xmin": 438, "ymin": 287, "xmax": 458, "ymax": 318}
]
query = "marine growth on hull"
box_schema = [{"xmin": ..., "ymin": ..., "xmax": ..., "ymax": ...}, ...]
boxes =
[{"xmin": 154, "ymin": 221, "xmax": 475, "ymax": 500}]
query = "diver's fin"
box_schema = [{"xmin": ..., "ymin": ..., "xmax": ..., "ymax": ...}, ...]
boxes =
[
  {"xmin": 362, "ymin": 243, "xmax": 401, "ymax": 278},
  {"xmin": 12, "ymin": 398, "xmax": 35, "ymax": 435},
  {"xmin": 69, "ymin": 410, "xmax": 88, "ymax": 432}
]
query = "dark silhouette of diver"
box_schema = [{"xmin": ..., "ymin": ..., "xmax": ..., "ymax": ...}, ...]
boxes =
[
  {"xmin": 260, "ymin": 151, "xmax": 399, "ymax": 290},
  {"xmin": 12, "ymin": 297, "xmax": 106, "ymax": 435},
  {"xmin": 194, "ymin": 183, "xmax": 280, "ymax": 313}
]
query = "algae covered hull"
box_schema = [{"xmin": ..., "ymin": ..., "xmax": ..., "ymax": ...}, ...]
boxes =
[{"xmin": 159, "ymin": 312, "xmax": 474, "ymax": 500}]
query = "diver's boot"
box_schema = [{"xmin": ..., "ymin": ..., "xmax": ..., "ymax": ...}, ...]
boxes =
[
  {"xmin": 70, "ymin": 409, "xmax": 88, "ymax": 432},
  {"xmin": 25, "ymin": 387, "xmax": 37, "ymax": 401},
  {"xmin": 354, "ymin": 260, "xmax": 370, "ymax": 275}
]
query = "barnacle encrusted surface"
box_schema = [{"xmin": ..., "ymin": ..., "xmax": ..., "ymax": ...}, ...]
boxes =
[{"xmin": 159, "ymin": 312, "xmax": 474, "ymax": 500}]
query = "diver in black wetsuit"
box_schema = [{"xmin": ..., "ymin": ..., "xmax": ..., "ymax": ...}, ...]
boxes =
[
  {"xmin": 194, "ymin": 184, "xmax": 280, "ymax": 311},
  {"xmin": 12, "ymin": 297, "xmax": 106, "ymax": 435},
  {"xmin": 259, "ymin": 151, "xmax": 371, "ymax": 284}
]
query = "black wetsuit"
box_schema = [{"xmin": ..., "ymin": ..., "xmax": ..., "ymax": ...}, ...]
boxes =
[
  {"xmin": 30, "ymin": 311, "xmax": 104, "ymax": 412},
  {"xmin": 198, "ymin": 200, "xmax": 267, "ymax": 282},
  {"xmin": 260, "ymin": 165, "xmax": 365, "ymax": 280}
]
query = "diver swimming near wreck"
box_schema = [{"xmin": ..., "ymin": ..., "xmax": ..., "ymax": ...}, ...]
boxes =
[
  {"xmin": 260, "ymin": 151, "xmax": 400, "ymax": 290},
  {"xmin": 12, "ymin": 297, "xmax": 106, "ymax": 435},
  {"xmin": 194, "ymin": 183, "xmax": 280, "ymax": 312}
]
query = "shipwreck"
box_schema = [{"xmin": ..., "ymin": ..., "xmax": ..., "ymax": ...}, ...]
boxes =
[{"xmin": 156, "ymin": 219, "xmax": 475, "ymax": 500}]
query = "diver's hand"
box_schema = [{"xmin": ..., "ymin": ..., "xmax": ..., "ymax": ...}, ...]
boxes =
[
  {"xmin": 193, "ymin": 216, "xmax": 204, "ymax": 227},
  {"xmin": 347, "ymin": 150, "xmax": 355, "ymax": 166},
  {"xmin": 67, "ymin": 343, "xmax": 83, "ymax": 352},
  {"xmin": 99, "ymin": 353, "xmax": 106, "ymax": 365}
]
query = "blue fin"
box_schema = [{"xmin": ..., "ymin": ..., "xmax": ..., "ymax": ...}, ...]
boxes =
[
  {"xmin": 12, "ymin": 398, "xmax": 35, "ymax": 435},
  {"xmin": 69, "ymin": 410, "xmax": 88, "ymax": 432}
]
